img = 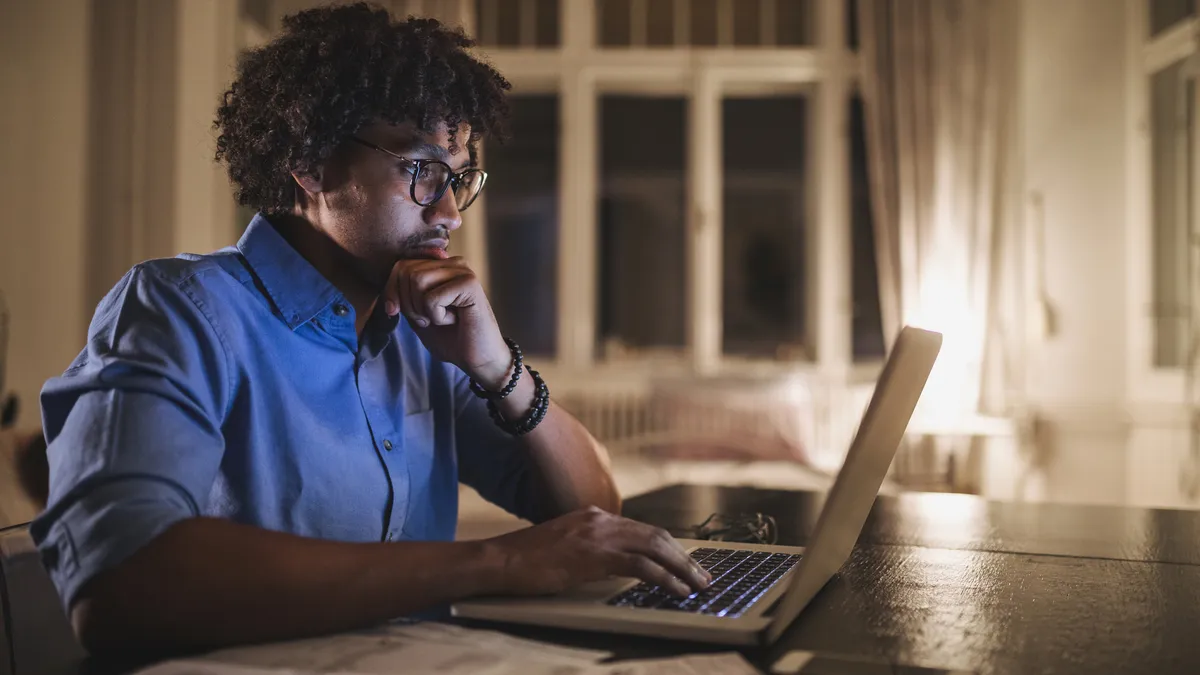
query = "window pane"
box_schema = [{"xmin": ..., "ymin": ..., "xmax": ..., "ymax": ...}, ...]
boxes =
[
  {"xmin": 598, "ymin": 97, "xmax": 687, "ymax": 356},
  {"xmin": 241, "ymin": 0, "xmax": 270, "ymax": 30},
  {"xmin": 475, "ymin": 0, "xmax": 557, "ymax": 47},
  {"xmin": 776, "ymin": 0, "xmax": 814, "ymax": 47},
  {"xmin": 850, "ymin": 96, "xmax": 885, "ymax": 361},
  {"xmin": 690, "ymin": 0, "xmax": 718, "ymax": 46},
  {"xmin": 535, "ymin": 0, "xmax": 559, "ymax": 46},
  {"xmin": 733, "ymin": 0, "xmax": 762, "ymax": 46},
  {"xmin": 647, "ymin": 0, "xmax": 675, "ymax": 46},
  {"xmin": 473, "ymin": 0, "xmax": 493, "ymax": 44},
  {"xmin": 847, "ymin": 0, "xmax": 859, "ymax": 49},
  {"xmin": 599, "ymin": 0, "xmax": 632, "ymax": 46},
  {"xmin": 474, "ymin": 0, "xmax": 523, "ymax": 46},
  {"xmin": 484, "ymin": 95, "xmax": 559, "ymax": 356},
  {"xmin": 722, "ymin": 96, "xmax": 808, "ymax": 359},
  {"xmin": 1150, "ymin": 0, "xmax": 1195, "ymax": 37},
  {"xmin": 1151, "ymin": 62, "xmax": 1192, "ymax": 367}
]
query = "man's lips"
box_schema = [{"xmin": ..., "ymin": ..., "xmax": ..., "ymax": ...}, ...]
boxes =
[{"xmin": 407, "ymin": 239, "xmax": 449, "ymax": 260}]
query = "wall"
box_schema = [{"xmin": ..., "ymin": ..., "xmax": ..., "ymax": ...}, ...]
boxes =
[
  {"xmin": 0, "ymin": 0, "xmax": 92, "ymax": 430},
  {"xmin": 1016, "ymin": 0, "xmax": 1132, "ymax": 504},
  {"xmin": 86, "ymin": 0, "xmax": 181, "ymax": 311},
  {"xmin": 173, "ymin": 0, "xmax": 240, "ymax": 257},
  {"xmin": 0, "ymin": 0, "xmax": 240, "ymax": 433}
]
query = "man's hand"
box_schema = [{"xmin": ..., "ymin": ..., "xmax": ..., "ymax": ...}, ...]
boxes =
[
  {"xmin": 485, "ymin": 506, "xmax": 712, "ymax": 597},
  {"xmin": 383, "ymin": 255, "xmax": 511, "ymax": 387}
]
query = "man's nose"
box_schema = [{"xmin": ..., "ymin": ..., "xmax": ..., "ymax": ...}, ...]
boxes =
[{"xmin": 426, "ymin": 189, "xmax": 463, "ymax": 232}]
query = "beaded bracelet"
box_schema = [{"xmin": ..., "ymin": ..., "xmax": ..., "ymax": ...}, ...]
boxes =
[
  {"xmin": 469, "ymin": 337, "xmax": 523, "ymax": 400},
  {"xmin": 486, "ymin": 366, "xmax": 551, "ymax": 436}
]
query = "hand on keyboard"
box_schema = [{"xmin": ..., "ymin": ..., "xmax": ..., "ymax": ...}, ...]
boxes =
[
  {"xmin": 607, "ymin": 548, "xmax": 801, "ymax": 618},
  {"xmin": 485, "ymin": 506, "xmax": 712, "ymax": 597}
]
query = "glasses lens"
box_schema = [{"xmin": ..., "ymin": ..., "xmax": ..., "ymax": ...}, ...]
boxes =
[
  {"xmin": 454, "ymin": 170, "xmax": 487, "ymax": 211},
  {"xmin": 411, "ymin": 161, "xmax": 452, "ymax": 205}
]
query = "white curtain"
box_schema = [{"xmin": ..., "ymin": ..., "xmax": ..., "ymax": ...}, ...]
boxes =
[{"xmin": 857, "ymin": 0, "xmax": 1015, "ymax": 416}]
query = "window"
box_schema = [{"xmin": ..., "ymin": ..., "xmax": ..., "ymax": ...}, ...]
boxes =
[
  {"xmin": 597, "ymin": 96, "xmax": 688, "ymax": 356},
  {"xmin": 1149, "ymin": 0, "xmax": 1195, "ymax": 37},
  {"xmin": 475, "ymin": 0, "xmax": 560, "ymax": 47},
  {"xmin": 483, "ymin": 94, "xmax": 560, "ymax": 356},
  {"xmin": 477, "ymin": 0, "xmax": 877, "ymax": 373},
  {"xmin": 721, "ymin": 95, "xmax": 808, "ymax": 359},
  {"xmin": 845, "ymin": 0, "xmax": 858, "ymax": 49},
  {"xmin": 1149, "ymin": 61, "xmax": 1193, "ymax": 368},
  {"xmin": 851, "ymin": 95, "xmax": 885, "ymax": 361},
  {"xmin": 596, "ymin": 0, "xmax": 813, "ymax": 47},
  {"xmin": 1136, "ymin": 0, "xmax": 1200, "ymax": 397}
]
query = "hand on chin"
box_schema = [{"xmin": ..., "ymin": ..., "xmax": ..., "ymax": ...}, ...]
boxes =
[{"xmin": 382, "ymin": 254, "xmax": 510, "ymax": 381}]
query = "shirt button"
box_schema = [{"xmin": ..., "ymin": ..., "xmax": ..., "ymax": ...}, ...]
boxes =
[
  {"xmin": 333, "ymin": 303, "xmax": 349, "ymax": 317},
  {"xmin": 383, "ymin": 439, "xmax": 393, "ymax": 451},
  {"xmin": 386, "ymin": 532, "xmax": 394, "ymax": 542}
]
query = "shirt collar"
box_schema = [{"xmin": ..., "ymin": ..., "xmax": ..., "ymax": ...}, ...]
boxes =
[{"xmin": 237, "ymin": 213, "xmax": 344, "ymax": 330}]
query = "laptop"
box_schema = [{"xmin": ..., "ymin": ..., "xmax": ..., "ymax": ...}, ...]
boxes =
[{"xmin": 452, "ymin": 325, "xmax": 942, "ymax": 646}]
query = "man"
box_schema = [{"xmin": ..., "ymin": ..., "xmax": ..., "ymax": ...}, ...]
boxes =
[{"xmin": 32, "ymin": 3, "xmax": 709, "ymax": 656}]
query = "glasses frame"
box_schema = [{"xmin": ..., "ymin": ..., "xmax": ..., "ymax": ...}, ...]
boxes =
[
  {"xmin": 672, "ymin": 512, "xmax": 779, "ymax": 545},
  {"xmin": 349, "ymin": 136, "xmax": 488, "ymax": 211}
]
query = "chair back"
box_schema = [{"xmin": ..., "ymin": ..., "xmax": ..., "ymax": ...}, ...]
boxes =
[{"xmin": 0, "ymin": 525, "xmax": 86, "ymax": 674}]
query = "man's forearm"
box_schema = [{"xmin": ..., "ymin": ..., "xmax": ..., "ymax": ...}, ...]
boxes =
[
  {"xmin": 490, "ymin": 374, "xmax": 621, "ymax": 518},
  {"xmin": 524, "ymin": 402, "xmax": 621, "ymax": 517},
  {"xmin": 72, "ymin": 517, "xmax": 505, "ymax": 655}
]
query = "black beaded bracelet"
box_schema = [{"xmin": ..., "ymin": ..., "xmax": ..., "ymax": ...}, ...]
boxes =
[
  {"xmin": 486, "ymin": 366, "xmax": 550, "ymax": 436},
  {"xmin": 469, "ymin": 337, "xmax": 523, "ymax": 400}
]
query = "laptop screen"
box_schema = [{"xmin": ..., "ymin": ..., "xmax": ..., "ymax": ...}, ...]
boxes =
[{"xmin": 765, "ymin": 325, "xmax": 942, "ymax": 643}]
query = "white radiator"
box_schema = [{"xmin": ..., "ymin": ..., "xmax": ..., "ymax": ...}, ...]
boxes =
[
  {"xmin": 553, "ymin": 374, "xmax": 967, "ymax": 492},
  {"xmin": 554, "ymin": 376, "xmax": 818, "ymax": 466}
]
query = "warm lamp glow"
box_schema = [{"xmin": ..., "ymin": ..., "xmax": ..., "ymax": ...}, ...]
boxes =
[{"xmin": 905, "ymin": 256, "xmax": 986, "ymax": 429}]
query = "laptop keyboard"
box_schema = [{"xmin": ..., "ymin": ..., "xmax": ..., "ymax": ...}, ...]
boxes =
[{"xmin": 605, "ymin": 547, "xmax": 801, "ymax": 618}]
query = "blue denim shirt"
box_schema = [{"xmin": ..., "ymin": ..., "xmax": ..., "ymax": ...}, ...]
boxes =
[{"xmin": 31, "ymin": 214, "xmax": 538, "ymax": 608}]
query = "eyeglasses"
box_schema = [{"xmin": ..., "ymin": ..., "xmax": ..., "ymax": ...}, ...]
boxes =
[
  {"xmin": 349, "ymin": 136, "xmax": 487, "ymax": 212},
  {"xmin": 674, "ymin": 512, "xmax": 779, "ymax": 545}
]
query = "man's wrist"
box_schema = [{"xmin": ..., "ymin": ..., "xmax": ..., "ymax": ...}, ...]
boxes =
[
  {"xmin": 492, "ymin": 373, "xmax": 540, "ymax": 424},
  {"xmin": 469, "ymin": 338, "xmax": 519, "ymax": 392},
  {"xmin": 467, "ymin": 337, "xmax": 551, "ymax": 436},
  {"xmin": 469, "ymin": 537, "xmax": 515, "ymax": 596},
  {"xmin": 470, "ymin": 359, "xmax": 513, "ymax": 392}
]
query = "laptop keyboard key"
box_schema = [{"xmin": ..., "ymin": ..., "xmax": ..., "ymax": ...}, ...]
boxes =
[{"xmin": 606, "ymin": 550, "xmax": 802, "ymax": 618}]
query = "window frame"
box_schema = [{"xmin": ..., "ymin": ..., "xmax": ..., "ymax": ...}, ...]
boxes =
[
  {"xmin": 472, "ymin": 0, "xmax": 871, "ymax": 382},
  {"xmin": 1129, "ymin": 0, "xmax": 1200, "ymax": 404}
]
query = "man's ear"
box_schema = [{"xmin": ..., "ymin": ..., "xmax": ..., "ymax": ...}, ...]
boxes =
[{"xmin": 290, "ymin": 167, "xmax": 323, "ymax": 195}]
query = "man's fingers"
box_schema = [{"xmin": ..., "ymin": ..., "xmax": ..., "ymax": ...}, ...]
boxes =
[
  {"xmin": 390, "ymin": 260, "xmax": 439, "ymax": 327},
  {"xmin": 639, "ymin": 527, "xmax": 710, "ymax": 591},
  {"xmin": 382, "ymin": 265, "xmax": 405, "ymax": 317},
  {"xmin": 395, "ymin": 263, "xmax": 475, "ymax": 328},
  {"xmin": 409, "ymin": 265, "xmax": 468, "ymax": 294},
  {"xmin": 621, "ymin": 555, "xmax": 692, "ymax": 597},
  {"xmin": 395, "ymin": 265, "xmax": 424, "ymax": 327},
  {"xmin": 421, "ymin": 277, "xmax": 476, "ymax": 326}
]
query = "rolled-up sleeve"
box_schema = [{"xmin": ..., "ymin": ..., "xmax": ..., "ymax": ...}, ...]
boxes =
[
  {"xmin": 31, "ymin": 265, "xmax": 230, "ymax": 610},
  {"xmin": 450, "ymin": 369, "xmax": 544, "ymax": 524}
]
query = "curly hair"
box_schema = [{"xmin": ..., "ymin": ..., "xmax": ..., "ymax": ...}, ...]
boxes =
[{"xmin": 215, "ymin": 2, "xmax": 511, "ymax": 214}]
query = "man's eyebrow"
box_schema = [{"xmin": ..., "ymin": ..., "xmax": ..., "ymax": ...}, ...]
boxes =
[
  {"xmin": 406, "ymin": 142, "xmax": 451, "ymax": 162},
  {"xmin": 390, "ymin": 140, "xmax": 474, "ymax": 170}
]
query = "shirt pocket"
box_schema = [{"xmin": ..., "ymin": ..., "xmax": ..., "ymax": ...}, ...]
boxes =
[{"xmin": 399, "ymin": 408, "xmax": 455, "ymax": 541}]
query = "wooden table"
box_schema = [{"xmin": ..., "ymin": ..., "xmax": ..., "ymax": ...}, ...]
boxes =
[
  {"xmin": 21, "ymin": 484, "xmax": 1200, "ymax": 674},
  {"xmin": 467, "ymin": 485, "xmax": 1200, "ymax": 674}
]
